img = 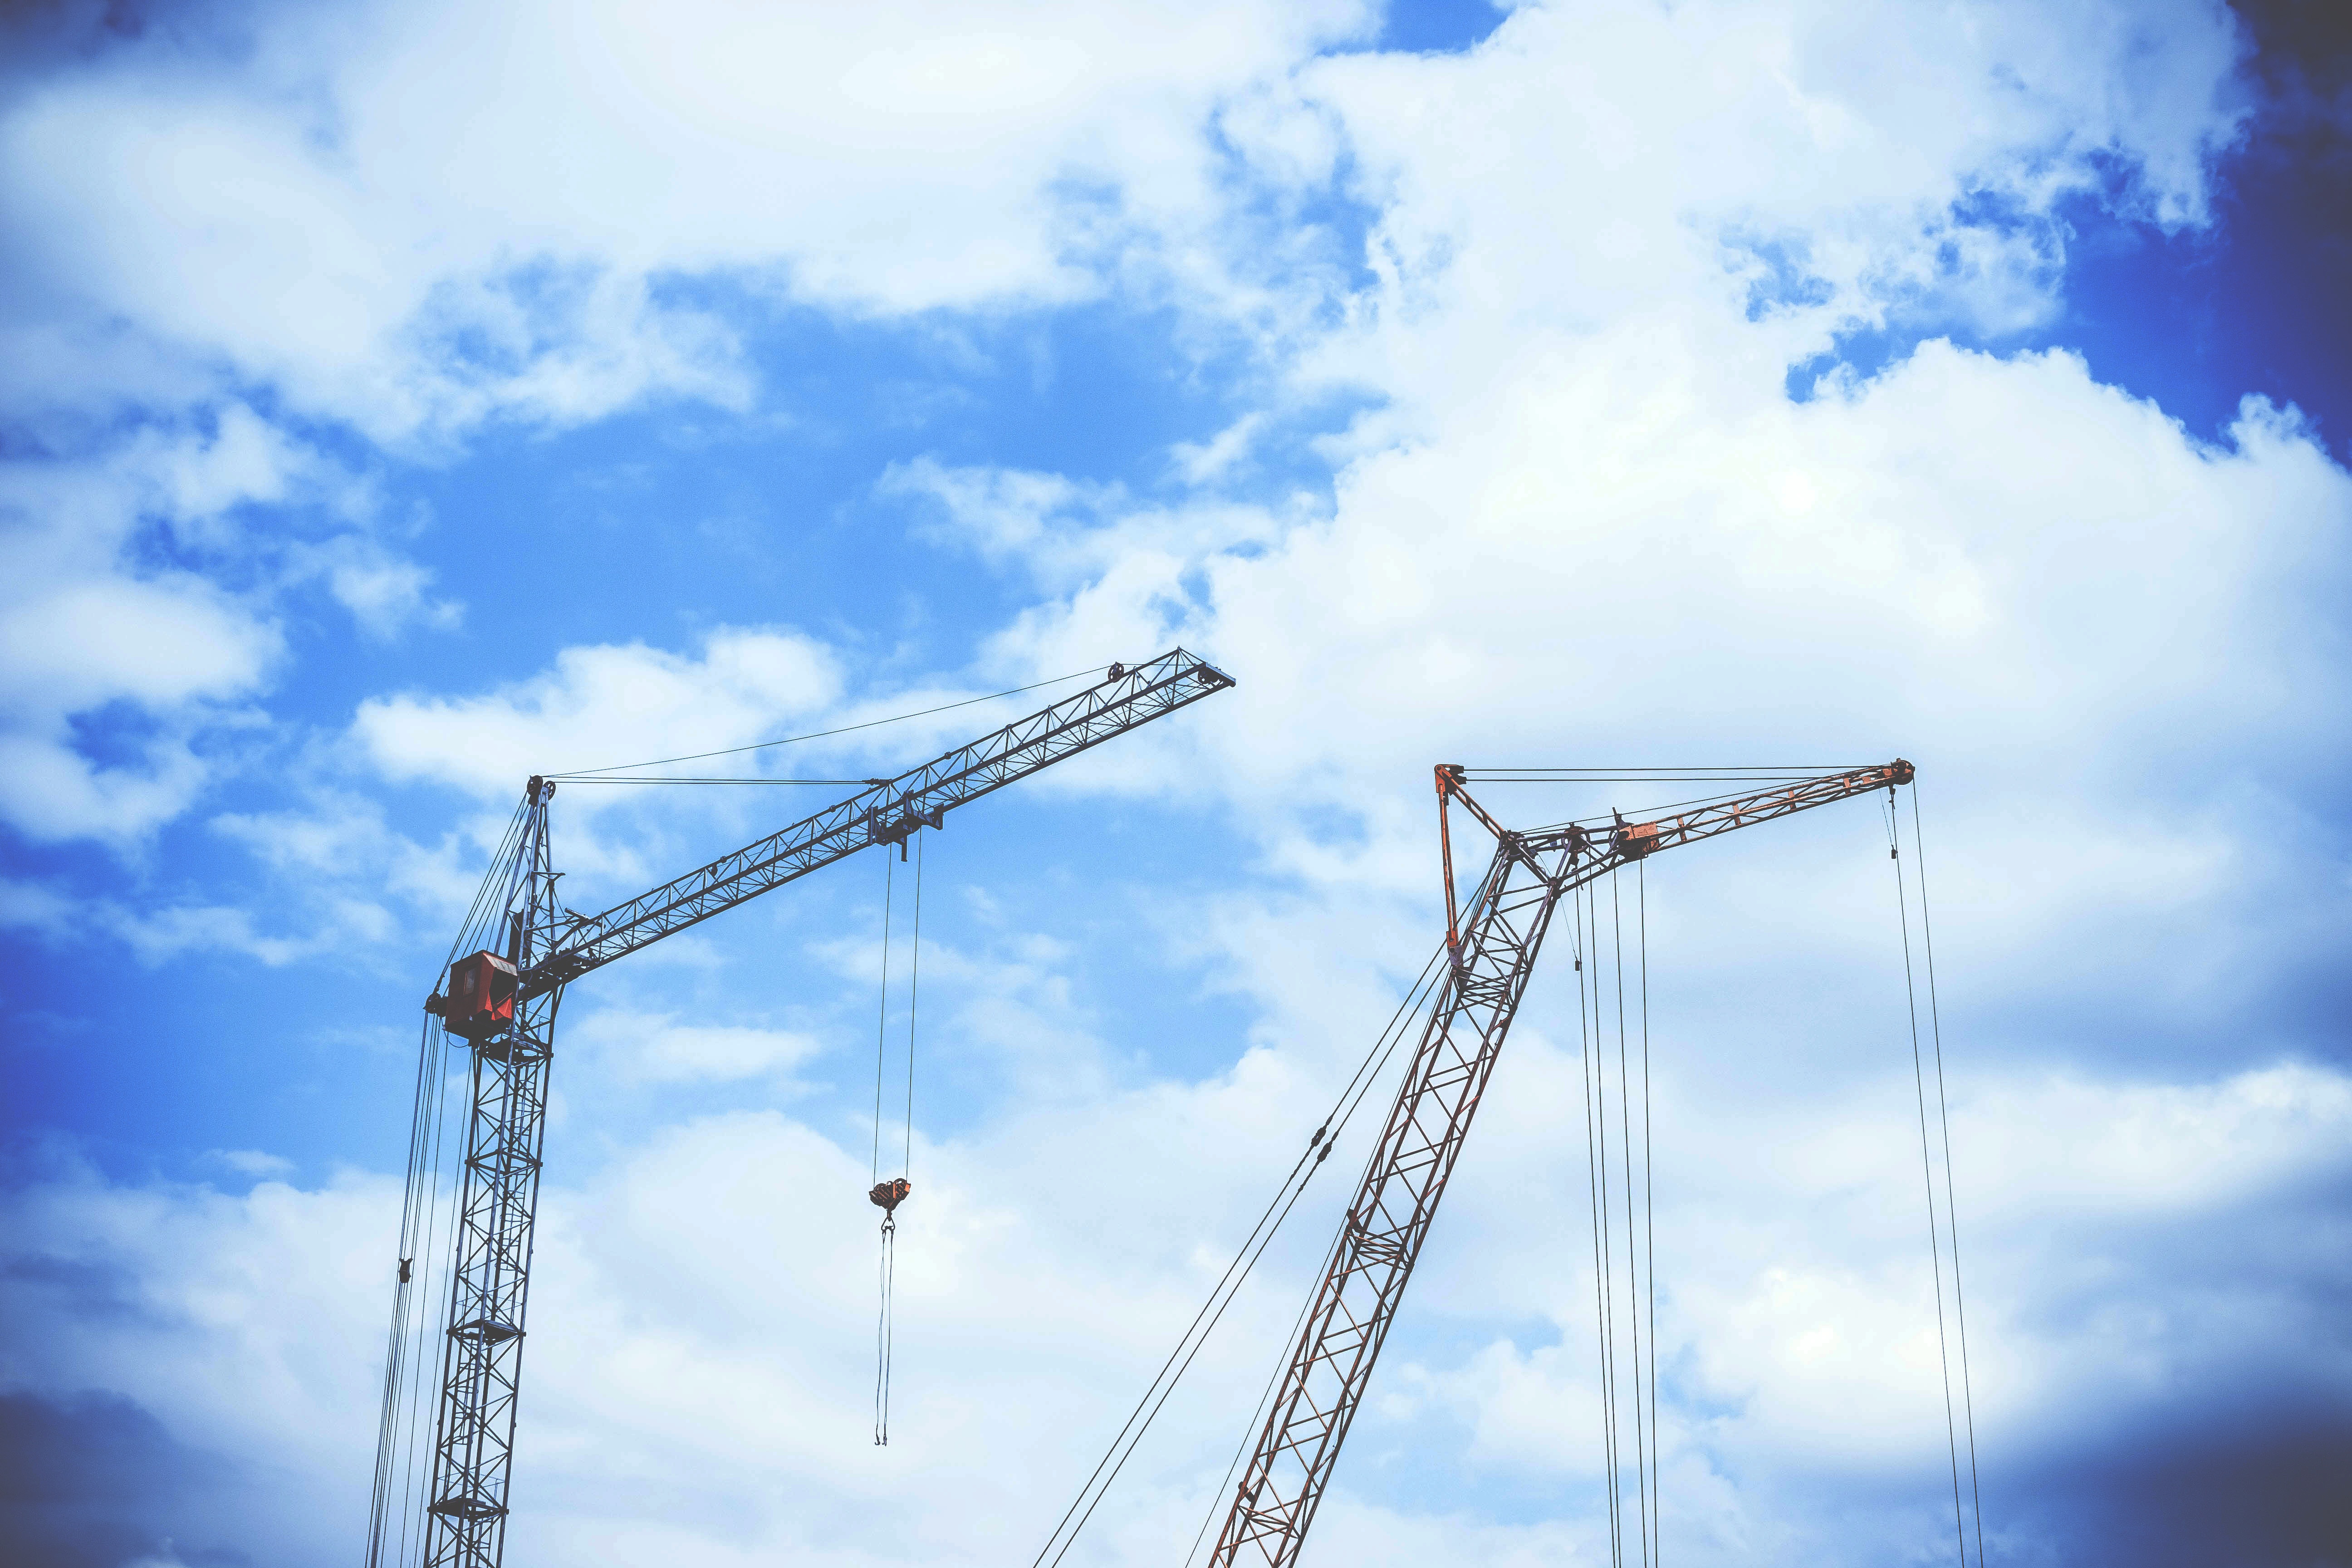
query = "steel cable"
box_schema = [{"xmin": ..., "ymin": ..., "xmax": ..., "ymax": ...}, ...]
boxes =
[
  {"xmin": 548, "ymin": 665, "xmax": 1111, "ymax": 778},
  {"xmin": 872, "ymin": 852, "xmax": 895, "ymax": 1187},
  {"xmin": 367, "ymin": 797, "xmax": 531, "ymax": 1568},
  {"xmin": 1173, "ymin": 935, "xmax": 1460, "ymax": 1568},
  {"xmin": 1639, "ymin": 860, "xmax": 1660, "ymax": 1567},
  {"xmin": 1612, "ymin": 868, "xmax": 1653, "ymax": 1568},
  {"xmin": 1576, "ymin": 879, "xmax": 1624, "ymax": 1568},
  {"xmin": 904, "ymin": 831, "xmax": 923, "ymax": 1181},
  {"xmin": 1888, "ymin": 795, "xmax": 1969, "ymax": 1566},
  {"xmin": 1911, "ymin": 787, "xmax": 1985, "ymax": 1565},
  {"xmin": 1030, "ymin": 937, "xmax": 1454, "ymax": 1568},
  {"xmin": 874, "ymin": 830, "xmax": 925, "ymax": 1447},
  {"xmin": 1176, "ymin": 1230, "xmax": 1335, "ymax": 1568}
]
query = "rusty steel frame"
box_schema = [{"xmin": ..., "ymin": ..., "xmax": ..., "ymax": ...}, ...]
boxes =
[{"xmin": 1206, "ymin": 760, "xmax": 1912, "ymax": 1568}]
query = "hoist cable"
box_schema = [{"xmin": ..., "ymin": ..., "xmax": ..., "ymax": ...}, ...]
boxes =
[
  {"xmin": 1032, "ymin": 937, "xmax": 1454, "ymax": 1568},
  {"xmin": 1639, "ymin": 859, "xmax": 1660, "ymax": 1567},
  {"xmin": 1601, "ymin": 875, "xmax": 1629, "ymax": 1566},
  {"xmin": 1912, "ymin": 788, "xmax": 1985, "ymax": 1566},
  {"xmin": 1888, "ymin": 797, "xmax": 1968, "ymax": 1567},
  {"xmin": 905, "ymin": 832, "xmax": 922, "ymax": 1180},
  {"xmin": 874, "ymin": 832, "xmax": 925, "ymax": 1448},
  {"xmin": 1612, "ymin": 868, "xmax": 1653, "ymax": 1568},
  {"xmin": 871, "ymin": 845, "xmax": 905, "ymax": 1446},
  {"xmin": 872, "ymin": 853, "xmax": 895, "ymax": 1186},
  {"xmin": 1575, "ymin": 880, "xmax": 1623, "ymax": 1568},
  {"xmin": 548, "ymin": 664, "xmax": 1110, "ymax": 778},
  {"xmin": 1602, "ymin": 871, "xmax": 1630, "ymax": 1564}
]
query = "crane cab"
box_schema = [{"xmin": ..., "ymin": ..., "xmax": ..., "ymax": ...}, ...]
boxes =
[{"xmin": 439, "ymin": 951, "xmax": 517, "ymax": 1041}]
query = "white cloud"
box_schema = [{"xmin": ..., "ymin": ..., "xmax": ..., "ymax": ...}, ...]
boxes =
[
  {"xmin": 0, "ymin": 0, "xmax": 1385, "ymax": 855},
  {"xmin": 0, "ymin": 0, "xmax": 1383, "ymax": 445},
  {"xmin": 8, "ymin": 1, "xmax": 2347, "ymax": 1563},
  {"xmin": 207, "ymin": 1149, "xmax": 297, "ymax": 1179},
  {"xmin": 0, "ymin": 399, "xmax": 460, "ymax": 844},
  {"xmin": 569, "ymin": 1005, "xmax": 824, "ymax": 1086},
  {"xmin": 882, "ymin": 456, "xmax": 1282, "ymax": 589},
  {"xmin": 8, "ymin": 1043, "xmax": 2348, "ymax": 1565},
  {"xmin": 352, "ymin": 625, "xmax": 845, "ymax": 801}
]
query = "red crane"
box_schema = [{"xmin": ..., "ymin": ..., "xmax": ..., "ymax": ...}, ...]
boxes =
[{"xmin": 1206, "ymin": 760, "xmax": 1914, "ymax": 1568}]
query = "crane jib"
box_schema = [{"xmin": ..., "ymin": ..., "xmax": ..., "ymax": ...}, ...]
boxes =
[
  {"xmin": 516, "ymin": 648, "xmax": 1235, "ymax": 997},
  {"xmin": 1206, "ymin": 757, "xmax": 1912, "ymax": 1568}
]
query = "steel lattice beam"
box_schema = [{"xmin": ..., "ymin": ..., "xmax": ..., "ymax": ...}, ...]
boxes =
[
  {"xmin": 523, "ymin": 649, "xmax": 1234, "ymax": 997},
  {"xmin": 1207, "ymin": 760, "xmax": 1911, "ymax": 1568}
]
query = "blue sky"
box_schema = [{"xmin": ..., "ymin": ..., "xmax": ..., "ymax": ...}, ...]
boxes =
[{"xmin": 4, "ymin": 1, "xmax": 2350, "ymax": 1565}]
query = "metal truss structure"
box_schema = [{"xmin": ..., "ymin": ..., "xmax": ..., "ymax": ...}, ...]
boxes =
[
  {"xmin": 382, "ymin": 650, "xmax": 1235, "ymax": 1568},
  {"xmin": 421, "ymin": 780, "xmax": 561, "ymax": 1564},
  {"xmin": 524, "ymin": 650, "xmax": 1234, "ymax": 996},
  {"xmin": 1207, "ymin": 760, "xmax": 1913, "ymax": 1568}
]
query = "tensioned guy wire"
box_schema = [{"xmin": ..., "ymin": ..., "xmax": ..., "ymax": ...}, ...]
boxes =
[
  {"xmin": 1911, "ymin": 786, "xmax": 1986, "ymax": 1566},
  {"xmin": 553, "ymin": 777, "xmax": 887, "ymax": 786},
  {"xmin": 548, "ymin": 665, "xmax": 1109, "ymax": 778},
  {"xmin": 1887, "ymin": 794, "xmax": 1970, "ymax": 1567},
  {"xmin": 1176, "ymin": 940, "xmax": 1457, "ymax": 1568},
  {"xmin": 1612, "ymin": 867, "xmax": 1654, "ymax": 1568},
  {"xmin": 1576, "ymin": 879, "xmax": 1624, "ymax": 1567},
  {"xmin": 1040, "ymin": 936, "xmax": 1456, "ymax": 1568},
  {"xmin": 1463, "ymin": 765, "xmax": 1866, "ymax": 778},
  {"xmin": 1639, "ymin": 859, "xmax": 1660, "ymax": 1568}
]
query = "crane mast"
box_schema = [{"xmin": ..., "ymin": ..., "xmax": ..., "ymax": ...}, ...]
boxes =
[
  {"xmin": 1206, "ymin": 760, "xmax": 1914, "ymax": 1568},
  {"xmin": 378, "ymin": 650, "xmax": 1234, "ymax": 1568}
]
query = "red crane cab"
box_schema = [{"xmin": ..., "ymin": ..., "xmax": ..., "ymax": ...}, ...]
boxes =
[{"xmin": 438, "ymin": 951, "xmax": 517, "ymax": 1041}]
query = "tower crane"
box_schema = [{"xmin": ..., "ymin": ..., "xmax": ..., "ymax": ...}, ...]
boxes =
[
  {"xmin": 367, "ymin": 650, "xmax": 1235, "ymax": 1568},
  {"xmin": 1205, "ymin": 759, "xmax": 1914, "ymax": 1568}
]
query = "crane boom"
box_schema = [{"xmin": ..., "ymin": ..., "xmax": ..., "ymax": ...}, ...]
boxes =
[
  {"xmin": 524, "ymin": 648, "xmax": 1234, "ymax": 995},
  {"xmin": 385, "ymin": 649, "xmax": 1234, "ymax": 1568},
  {"xmin": 1207, "ymin": 760, "xmax": 1912, "ymax": 1568}
]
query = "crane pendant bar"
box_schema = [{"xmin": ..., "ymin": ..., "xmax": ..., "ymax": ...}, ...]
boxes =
[{"xmin": 1207, "ymin": 760, "xmax": 1912, "ymax": 1568}]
